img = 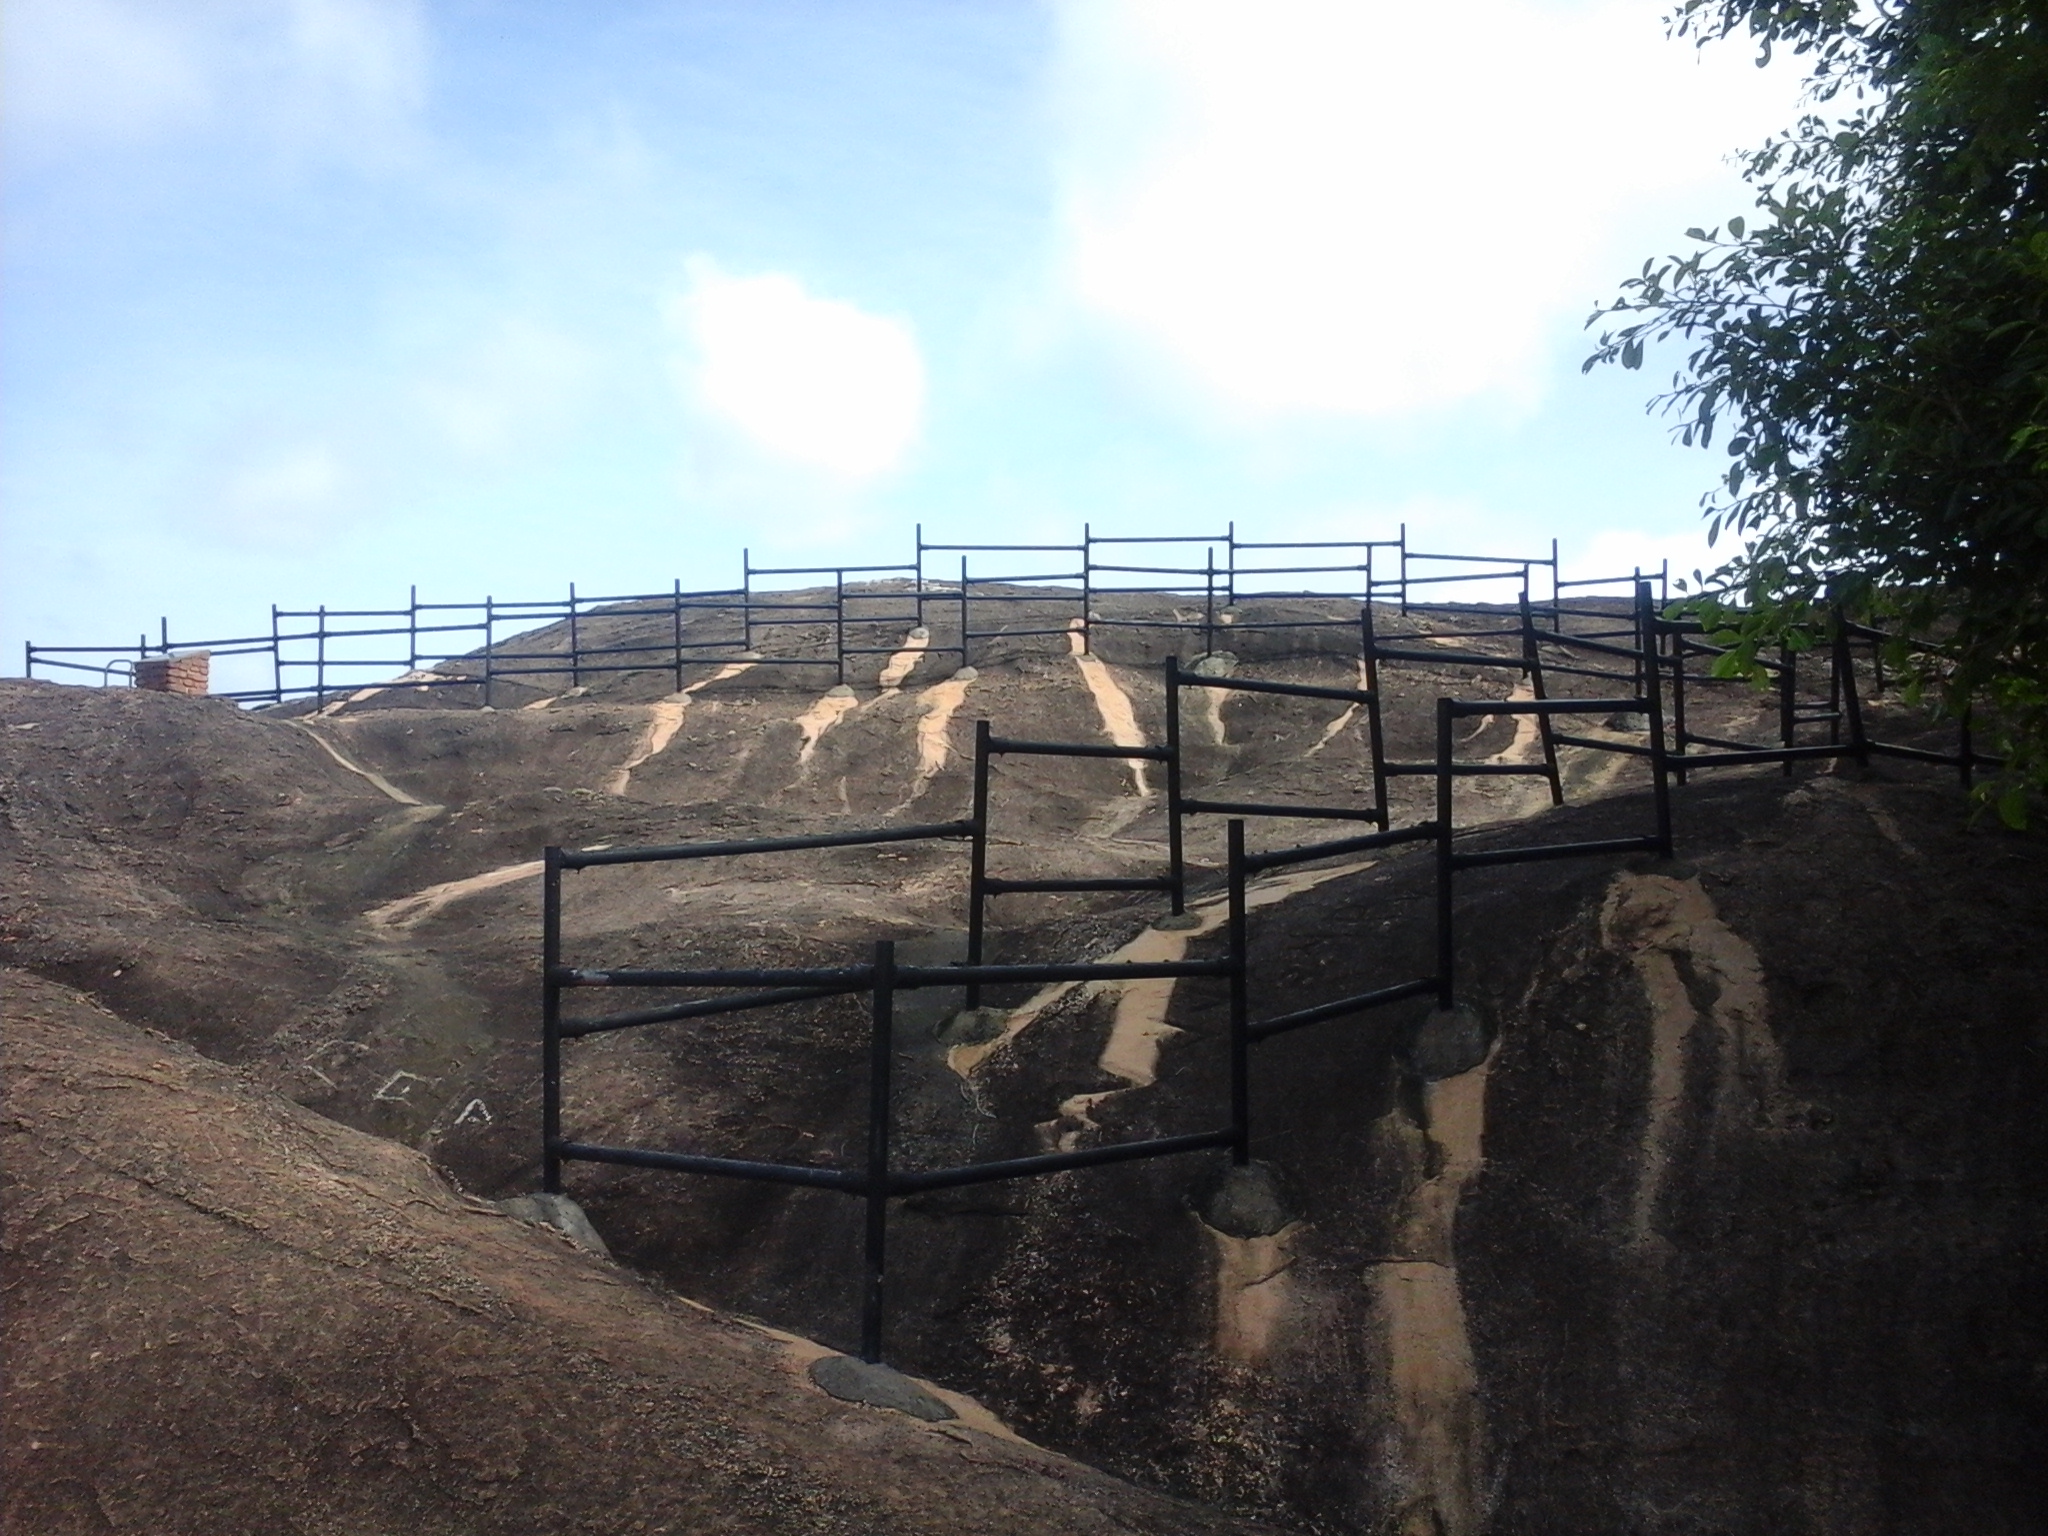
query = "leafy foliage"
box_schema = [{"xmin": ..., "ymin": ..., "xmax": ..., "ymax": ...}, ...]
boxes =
[{"xmin": 1587, "ymin": 0, "xmax": 2048, "ymax": 822}]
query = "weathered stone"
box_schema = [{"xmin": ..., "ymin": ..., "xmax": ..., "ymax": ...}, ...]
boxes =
[
  {"xmin": 494, "ymin": 1193, "xmax": 611, "ymax": 1258},
  {"xmin": 1153, "ymin": 912, "xmax": 1203, "ymax": 931},
  {"xmin": 1406, "ymin": 1005, "xmax": 1489, "ymax": 1080},
  {"xmin": 1192, "ymin": 1161, "xmax": 1294, "ymax": 1239},
  {"xmin": 808, "ymin": 1355, "xmax": 956, "ymax": 1421},
  {"xmin": 937, "ymin": 1007, "xmax": 1007, "ymax": 1046},
  {"xmin": 1190, "ymin": 652, "xmax": 1238, "ymax": 679},
  {"xmin": 952, "ymin": 666, "xmax": 979, "ymax": 682}
]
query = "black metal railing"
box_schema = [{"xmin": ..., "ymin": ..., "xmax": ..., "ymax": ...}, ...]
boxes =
[
  {"xmin": 25, "ymin": 524, "xmax": 1662, "ymax": 704},
  {"xmin": 543, "ymin": 819, "xmax": 1242, "ymax": 1365}
]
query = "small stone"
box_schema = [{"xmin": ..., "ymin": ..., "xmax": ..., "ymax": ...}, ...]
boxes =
[
  {"xmin": 1153, "ymin": 912, "xmax": 1203, "ymax": 931},
  {"xmin": 1191, "ymin": 652, "xmax": 1238, "ymax": 678},
  {"xmin": 808, "ymin": 1355, "xmax": 956, "ymax": 1421},
  {"xmin": 1604, "ymin": 711, "xmax": 1648, "ymax": 732},
  {"xmin": 1407, "ymin": 1005, "xmax": 1489, "ymax": 1080},
  {"xmin": 494, "ymin": 1193, "xmax": 611, "ymax": 1258},
  {"xmin": 826, "ymin": 684, "xmax": 856, "ymax": 698},
  {"xmin": 908, "ymin": 626, "xmax": 930, "ymax": 641},
  {"xmin": 952, "ymin": 666, "xmax": 979, "ymax": 682},
  {"xmin": 937, "ymin": 1007, "xmax": 1007, "ymax": 1046},
  {"xmin": 1193, "ymin": 1161, "xmax": 1294, "ymax": 1239}
]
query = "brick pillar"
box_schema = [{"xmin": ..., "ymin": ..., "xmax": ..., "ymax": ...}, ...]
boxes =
[{"xmin": 134, "ymin": 651, "xmax": 211, "ymax": 696}]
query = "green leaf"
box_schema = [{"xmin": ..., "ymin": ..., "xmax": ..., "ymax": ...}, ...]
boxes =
[{"xmin": 1997, "ymin": 784, "xmax": 2030, "ymax": 829}]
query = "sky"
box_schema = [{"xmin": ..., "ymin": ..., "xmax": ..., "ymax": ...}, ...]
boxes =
[{"xmin": 1, "ymin": 0, "xmax": 1803, "ymax": 690}]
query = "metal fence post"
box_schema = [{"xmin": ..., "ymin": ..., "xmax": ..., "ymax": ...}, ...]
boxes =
[
  {"xmin": 1639, "ymin": 582, "xmax": 1674, "ymax": 858},
  {"xmin": 270, "ymin": 605, "xmax": 282, "ymax": 701},
  {"xmin": 835, "ymin": 568, "xmax": 847, "ymax": 687},
  {"xmin": 316, "ymin": 604, "xmax": 328, "ymax": 703},
  {"xmin": 1833, "ymin": 608, "xmax": 1869, "ymax": 767},
  {"xmin": 542, "ymin": 846, "xmax": 564, "ymax": 1195},
  {"xmin": 1435, "ymin": 697, "xmax": 1455, "ymax": 1009},
  {"xmin": 966, "ymin": 720, "xmax": 992, "ymax": 1010},
  {"xmin": 1361, "ymin": 603, "xmax": 1390, "ymax": 826},
  {"xmin": 672, "ymin": 580, "xmax": 685, "ymax": 695},
  {"xmin": 1670, "ymin": 626, "xmax": 1690, "ymax": 786},
  {"xmin": 861, "ymin": 939, "xmax": 896, "ymax": 1363},
  {"xmin": 1081, "ymin": 522, "xmax": 1093, "ymax": 655},
  {"xmin": 483, "ymin": 596, "xmax": 496, "ymax": 709},
  {"xmin": 1520, "ymin": 588, "xmax": 1564, "ymax": 808},
  {"xmin": 568, "ymin": 583, "xmax": 581, "ymax": 689},
  {"xmin": 408, "ymin": 584, "xmax": 419, "ymax": 674},
  {"xmin": 1226, "ymin": 819, "xmax": 1250, "ymax": 1165},
  {"xmin": 1164, "ymin": 657, "xmax": 1187, "ymax": 914},
  {"xmin": 958, "ymin": 557, "xmax": 970, "ymax": 670}
]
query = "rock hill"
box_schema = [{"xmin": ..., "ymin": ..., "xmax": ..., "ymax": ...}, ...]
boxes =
[{"xmin": 4, "ymin": 589, "xmax": 2044, "ymax": 1533}]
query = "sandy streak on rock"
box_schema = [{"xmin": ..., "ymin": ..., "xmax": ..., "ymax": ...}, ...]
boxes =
[
  {"xmin": 1064, "ymin": 621, "xmax": 1153, "ymax": 797},
  {"xmin": 365, "ymin": 859, "xmax": 545, "ymax": 930},
  {"xmin": 1600, "ymin": 871, "xmax": 1781, "ymax": 1247},
  {"xmin": 961, "ymin": 855, "xmax": 1379, "ymax": 1091},
  {"xmin": 793, "ymin": 630, "xmax": 929, "ymax": 770},
  {"xmin": 877, "ymin": 630, "xmax": 930, "ymax": 693},
  {"xmin": 1305, "ymin": 660, "xmax": 1371, "ymax": 757},
  {"xmin": 293, "ymin": 723, "xmax": 429, "ymax": 807},
  {"xmin": 1207, "ymin": 1223, "xmax": 1303, "ymax": 1367},
  {"xmin": 1369, "ymin": 1047, "xmax": 1495, "ymax": 1536},
  {"xmin": 793, "ymin": 694, "xmax": 860, "ymax": 766},
  {"xmin": 905, "ymin": 674, "xmax": 974, "ymax": 800},
  {"xmin": 606, "ymin": 660, "xmax": 756, "ymax": 795}
]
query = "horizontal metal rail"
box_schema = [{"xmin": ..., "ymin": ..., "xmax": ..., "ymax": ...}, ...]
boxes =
[
  {"xmin": 985, "ymin": 736, "xmax": 1173, "ymax": 762},
  {"xmin": 982, "ymin": 875, "xmax": 1175, "ymax": 895},
  {"xmin": 562, "ymin": 985, "xmax": 861, "ymax": 1036},
  {"xmin": 1180, "ymin": 797, "xmax": 1381, "ymax": 821},
  {"xmin": 1444, "ymin": 696, "xmax": 1644, "ymax": 718},
  {"xmin": 554, "ymin": 1141, "xmax": 864, "ymax": 1192},
  {"xmin": 1239, "ymin": 822, "xmax": 1437, "ymax": 873},
  {"xmin": 890, "ymin": 1130, "xmax": 1237, "ymax": 1194},
  {"xmin": 1449, "ymin": 834, "xmax": 1663, "ymax": 870},
  {"xmin": 560, "ymin": 820, "xmax": 975, "ymax": 870},
  {"xmin": 1175, "ymin": 673, "xmax": 1372, "ymax": 705},
  {"xmin": 1249, "ymin": 978, "xmax": 1438, "ymax": 1041}
]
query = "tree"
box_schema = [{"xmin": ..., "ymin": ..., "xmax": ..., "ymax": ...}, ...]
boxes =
[{"xmin": 1587, "ymin": 0, "xmax": 2048, "ymax": 822}]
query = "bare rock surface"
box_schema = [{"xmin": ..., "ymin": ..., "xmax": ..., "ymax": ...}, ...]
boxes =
[
  {"xmin": 1, "ymin": 971, "xmax": 1272, "ymax": 1536},
  {"xmin": 4, "ymin": 592, "xmax": 2045, "ymax": 1532}
]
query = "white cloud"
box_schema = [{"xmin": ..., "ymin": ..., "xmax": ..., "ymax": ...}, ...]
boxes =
[
  {"xmin": 1052, "ymin": 0, "xmax": 1801, "ymax": 423},
  {"xmin": 3, "ymin": 0, "xmax": 426, "ymax": 158},
  {"xmin": 665, "ymin": 258, "xmax": 926, "ymax": 481}
]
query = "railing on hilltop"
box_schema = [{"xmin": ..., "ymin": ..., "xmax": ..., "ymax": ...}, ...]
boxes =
[{"xmin": 24, "ymin": 524, "xmax": 1664, "ymax": 706}]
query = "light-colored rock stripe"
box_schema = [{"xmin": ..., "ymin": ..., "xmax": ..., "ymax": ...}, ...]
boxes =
[
  {"xmin": 1064, "ymin": 621, "xmax": 1153, "ymax": 797},
  {"xmin": 606, "ymin": 660, "xmax": 757, "ymax": 796}
]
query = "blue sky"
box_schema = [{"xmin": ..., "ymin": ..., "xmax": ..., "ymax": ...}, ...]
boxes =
[{"xmin": 2, "ymin": 1, "xmax": 1800, "ymax": 687}]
